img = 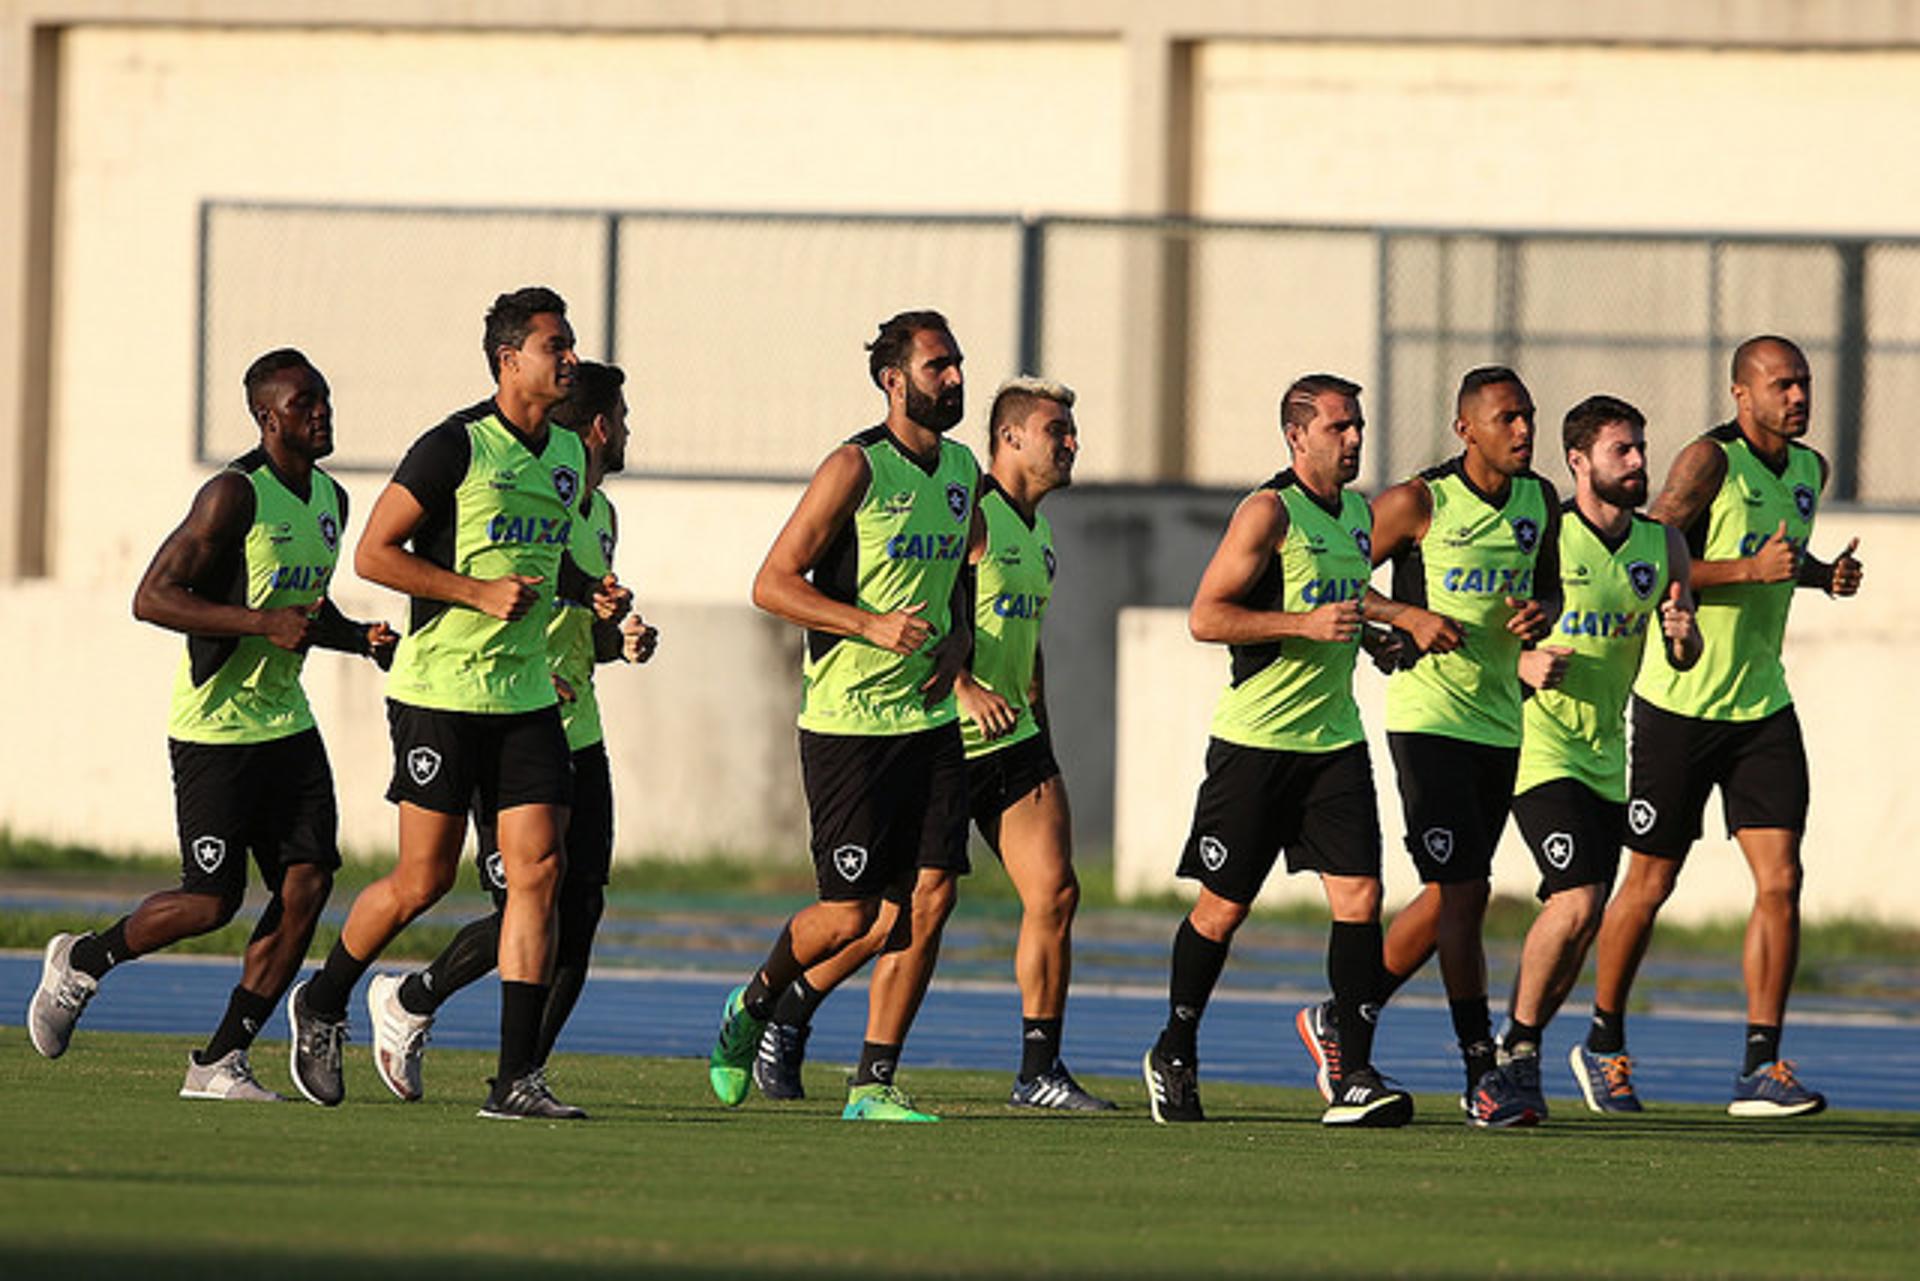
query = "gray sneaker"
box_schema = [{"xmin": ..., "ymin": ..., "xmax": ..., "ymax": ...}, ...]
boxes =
[
  {"xmin": 287, "ymin": 979, "xmax": 347, "ymax": 1107},
  {"xmin": 367, "ymin": 973, "xmax": 433, "ymax": 1102},
  {"xmin": 478, "ymin": 1066, "xmax": 587, "ymax": 1120},
  {"xmin": 180, "ymin": 1048, "xmax": 285, "ymax": 1102},
  {"xmin": 28, "ymin": 933, "xmax": 98, "ymax": 1059}
]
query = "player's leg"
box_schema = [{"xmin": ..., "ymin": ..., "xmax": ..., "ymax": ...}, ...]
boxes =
[
  {"xmin": 30, "ymin": 740, "xmax": 250, "ymax": 1060},
  {"xmin": 535, "ymin": 742, "xmax": 616, "ymax": 1067},
  {"xmin": 1147, "ymin": 740, "xmax": 1284, "ymax": 1124}
]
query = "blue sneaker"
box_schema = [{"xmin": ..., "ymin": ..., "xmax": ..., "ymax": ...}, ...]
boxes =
[
  {"xmin": 1467, "ymin": 1063, "xmax": 1542, "ymax": 1129},
  {"xmin": 707, "ymin": 985, "xmax": 764, "ymax": 1107},
  {"xmin": 1569, "ymin": 1044, "xmax": 1644, "ymax": 1114},
  {"xmin": 1729, "ymin": 1060, "xmax": 1826, "ymax": 1118}
]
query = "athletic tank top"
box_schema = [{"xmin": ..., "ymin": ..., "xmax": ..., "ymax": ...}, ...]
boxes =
[
  {"xmin": 1634, "ymin": 425, "xmax": 1822, "ymax": 723},
  {"xmin": 385, "ymin": 402, "xmax": 588, "ymax": 714},
  {"xmin": 167, "ymin": 452, "xmax": 342, "ymax": 745},
  {"xmin": 1209, "ymin": 472, "xmax": 1372, "ymax": 754},
  {"xmin": 1384, "ymin": 458, "xmax": 1554, "ymax": 748},
  {"xmin": 964, "ymin": 480, "xmax": 1053, "ymax": 759},
  {"xmin": 798, "ymin": 426, "xmax": 980, "ymax": 736},
  {"xmin": 551, "ymin": 491, "xmax": 616, "ymax": 751},
  {"xmin": 1517, "ymin": 508, "xmax": 1669, "ymax": 801}
]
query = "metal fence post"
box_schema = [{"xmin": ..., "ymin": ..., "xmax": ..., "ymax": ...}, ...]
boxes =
[
  {"xmin": 1833, "ymin": 240, "xmax": 1867, "ymax": 503},
  {"xmin": 603, "ymin": 212, "xmax": 622, "ymax": 363},
  {"xmin": 1017, "ymin": 215, "xmax": 1046, "ymax": 377}
]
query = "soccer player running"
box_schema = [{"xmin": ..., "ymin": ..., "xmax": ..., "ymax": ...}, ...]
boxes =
[
  {"xmin": 27, "ymin": 349, "xmax": 396, "ymax": 1101},
  {"xmin": 750, "ymin": 376, "xmax": 1113, "ymax": 1111},
  {"xmin": 1576, "ymin": 336, "xmax": 1863, "ymax": 1118},
  {"xmin": 1467, "ymin": 395, "xmax": 1701, "ymax": 1128},
  {"xmin": 289, "ymin": 286, "xmax": 621, "ymax": 1120},
  {"xmin": 707, "ymin": 309, "xmax": 979, "ymax": 1123},
  {"xmin": 365, "ymin": 360, "xmax": 657, "ymax": 1103},
  {"xmin": 1144, "ymin": 374, "xmax": 1449, "ymax": 1127},
  {"xmin": 1297, "ymin": 366, "xmax": 1561, "ymax": 1114}
]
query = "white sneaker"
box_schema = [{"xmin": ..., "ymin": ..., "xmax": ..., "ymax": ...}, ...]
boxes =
[
  {"xmin": 368, "ymin": 973, "xmax": 433, "ymax": 1102},
  {"xmin": 28, "ymin": 933, "xmax": 98, "ymax": 1059},
  {"xmin": 180, "ymin": 1048, "xmax": 284, "ymax": 1102}
]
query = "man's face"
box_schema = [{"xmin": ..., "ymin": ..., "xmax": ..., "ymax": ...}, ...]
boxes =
[
  {"xmin": 261, "ymin": 365, "xmax": 334, "ymax": 462},
  {"xmin": 1457, "ymin": 380, "xmax": 1536, "ymax": 477},
  {"xmin": 597, "ymin": 394, "xmax": 631, "ymax": 475},
  {"xmin": 1734, "ymin": 342, "xmax": 1812, "ymax": 442},
  {"xmin": 1574, "ymin": 419, "xmax": 1648, "ymax": 509},
  {"xmin": 898, "ymin": 327, "xmax": 965, "ymax": 432},
  {"xmin": 1286, "ymin": 391, "xmax": 1364, "ymax": 485},
  {"xmin": 499, "ymin": 311, "xmax": 578, "ymax": 404},
  {"xmin": 1006, "ymin": 400, "xmax": 1079, "ymax": 491}
]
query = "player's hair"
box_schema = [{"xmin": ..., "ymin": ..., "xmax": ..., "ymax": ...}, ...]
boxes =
[
  {"xmin": 1561, "ymin": 394, "xmax": 1646, "ymax": 456},
  {"xmin": 548, "ymin": 361, "xmax": 626, "ymax": 435},
  {"xmin": 242, "ymin": 348, "xmax": 314, "ymax": 421},
  {"xmin": 484, "ymin": 286, "xmax": 569, "ymax": 380},
  {"xmin": 987, "ymin": 375, "xmax": 1075, "ymax": 456},
  {"xmin": 1730, "ymin": 333, "xmax": 1806, "ymax": 386},
  {"xmin": 1455, "ymin": 364, "xmax": 1526, "ymax": 415},
  {"xmin": 866, "ymin": 309, "xmax": 951, "ymax": 390},
  {"xmin": 1279, "ymin": 373, "xmax": 1362, "ymax": 433}
]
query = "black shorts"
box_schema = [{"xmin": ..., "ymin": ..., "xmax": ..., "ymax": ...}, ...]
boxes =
[
  {"xmin": 1511, "ymin": 778, "xmax": 1625, "ymax": 900},
  {"xmin": 473, "ymin": 740, "xmax": 614, "ymax": 901},
  {"xmin": 169, "ymin": 728, "xmax": 341, "ymax": 898},
  {"xmin": 966, "ymin": 730, "xmax": 1063, "ymax": 850},
  {"xmin": 385, "ymin": 700, "xmax": 572, "ymax": 817},
  {"xmin": 1626, "ymin": 698, "xmax": 1810, "ymax": 860},
  {"xmin": 1386, "ymin": 732, "xmax": 1519, "ymax": 883},
  {"xmin": 1177, "ymin": 739, "xmax": 1381, "ymax": 903},
  {"xmin": 800, "ymin": 723, "xmax": 970, "ymax": 904}
]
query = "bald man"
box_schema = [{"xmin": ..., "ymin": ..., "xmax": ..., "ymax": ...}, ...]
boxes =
[{"xmin": 1575, "ymin": 336, "xmax": 1864, "ymax": 1119}]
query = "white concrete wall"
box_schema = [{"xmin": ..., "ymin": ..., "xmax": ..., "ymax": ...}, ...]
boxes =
[{"xmin": 1114, "ymin": 512, "xmax": 1920, "ymax": 925}]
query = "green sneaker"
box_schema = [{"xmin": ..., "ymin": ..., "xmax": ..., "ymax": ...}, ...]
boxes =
[
  {"xmin": 708, "ymin": 985, "xmax": 764, "ymax": 1107},
  {"xmin": 842, "ymin": 1082, "xmax": 940, "ymax": 1123}
]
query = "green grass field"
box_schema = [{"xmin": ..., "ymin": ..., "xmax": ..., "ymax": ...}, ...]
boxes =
[{"xmin": 3, "ymin": 1030, "xmax": 1914, "ymax": 1279}]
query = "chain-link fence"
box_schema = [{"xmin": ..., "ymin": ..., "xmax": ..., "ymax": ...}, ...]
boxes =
[{"xmin": 198, "ymin": 201, "xmax": 1920, "ymax": 505}]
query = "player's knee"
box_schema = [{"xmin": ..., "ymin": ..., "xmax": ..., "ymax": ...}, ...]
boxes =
[
  {"xmin": 278, "ymin": 865, "xmax": 334, "ymax": 923},
  {"xmin": 1752, "ymin": 860, "xmax": 1803, "ymax": 906},
  {"xmin": 1622, "ymin": 856, "xmax": 1679, "ymax": 908},
  {"xmin": 912, "ymin": 873, "xmax": 958, "ymax": 929},
  {"xmin": 201, "ymin": 888, "xmax": 245, "ymax": 931},
  {"xmin": 1189, "ymin": 895, "xmax": 1248, "ymax": 940},
  {"xmin": 392, "ymin": 861, "xmax": 457, "ymax": 915}
]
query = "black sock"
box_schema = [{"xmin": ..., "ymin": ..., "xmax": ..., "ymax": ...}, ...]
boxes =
[
  {"xmin": 196, "ymin": 986, "xmax": 275, "ymax": 1064},
  {"xmin": 745, "ymin": 924, "xmax": 803, "ymax": 1020},
  {"xmin": 1328, "ymin": 920, "xmax": 1385, "ymax": 1075},
  {"xmin": 496, "ymin": 980, "xmax": 548, "ymax": 1084},
  {"xmin": 1158, "ymin": 917, "xmax": 1230, "ymax": 1063},
  {"xmin": 534, "ymin": 963, "xmax": 589, "ymax": 1066},
  {"xmin": 1586, "ymin": 1006, "xmax": 1626, "ymax": 1054},
  {"xmin": 1743, "ymin": 1023, "xmax": 1782, "ymax": 1076},
  {"xmin": 70, "ymin": 918, "xmax": 135, "ymax": 980},
  {"xmin": 770, "ymin": 975, "xmax": 826, "ymax": 1027},
  {"xmin": 301, "ymin": 938, "xmax": 370, "ymax": 1022},
  {"xmin": 1450, "ymin": 996, "xmax": 1495, "ymax": 1082},
  {"xmin": 1503, "ymin": 1018, "xmax": 1544, "ymax": 1058},
  {"xmin": 853, "ymin": 1041, "xmax": 901, "ymax": 1088},
  {"xmin": 1379, "ymin": 964, "xmax": 1415, "ymax": 1001},
  {"xmin": 1019, "ymin": 1016, "xmax": 1063, "ymax": 1082},
  {"xmin": 401, "ymin": 913, "xmax": 502, "ymax": 1015}
]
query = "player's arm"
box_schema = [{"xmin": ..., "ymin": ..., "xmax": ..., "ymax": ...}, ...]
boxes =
[
  {"xmin": 753, "ymin": 445, "xmax": 920, "ymax": 652},
  {"xmin": 950, "ymin": 522, "xmax": 1014, "ymax": 737},
  {"xmin": 1658, "ymin": 524, "xmax": 1704, "ymax": 671},
  {"xmin": 1360, "ymin": 479, "xmax": 1463, "ymax": 654},
  {"xmin": 1189, "ymin": 490, "xmax": 1356, "ymax": 645},
  {"xmin": 132, "ymin": 471, "xmax": 315, "ymax": 651},
  {"xmin": 355, "ymin": 482, "xmax": 541, "ymax": 621},
  {"xmin": 310, "ymin": 598, "xmax": 398, "ymax": 669},
  {"xmin": 1793, "ymin": 454, "xmax": 1865, "ymax": 596},
  {"xmin": 1647, "ymin": 437, "xmax": 1783, "ymax": 589}
]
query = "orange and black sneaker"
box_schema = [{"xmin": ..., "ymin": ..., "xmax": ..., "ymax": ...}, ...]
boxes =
[{"xmin": 1569, "ymin": 1043, "xmax": 1644, "ymax": 1114}]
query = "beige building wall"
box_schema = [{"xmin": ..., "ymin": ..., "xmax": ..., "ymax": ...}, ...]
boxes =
[{"xmin": 1114, "ymin": 515, "xmax": 1920, "ymax": 926}]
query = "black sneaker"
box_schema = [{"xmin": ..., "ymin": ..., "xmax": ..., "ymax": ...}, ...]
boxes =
[
  {"xmin": 1322, "ymin": 1066, "xmax": 1415, "ymax": 1128},
  {"xmin": 478, "ymin": 1067, "xmax": 587, "ymax": 1121},
  {"xmin": 1010, "ymin": 1060, "xmax": 1117, "ymax": 1111},
  {"xmin": 753, "ymin": 1021, "xmax": 809, "ymax": 1101},
  {"xmin": 286, "ymin": 979, "xmax": 347, "ymax": 1108},
  {"xmin": 1294, "ymin": 1000, "xmax": 1341, "ymax": 1102},
  {"xmin": 1142, "ymin": 1044, "xmax": 1203, "ymax": 1124}
]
